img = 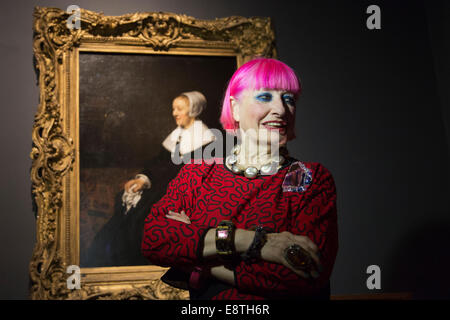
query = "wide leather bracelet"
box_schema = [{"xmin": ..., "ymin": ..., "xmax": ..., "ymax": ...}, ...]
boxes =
[
  {"xmin": 215, "ymin": 220, "xmax": 236, "ymax": 261},
  {"xmin": 241, "ymin": 225, "xmax": 267, "ymax": 263}
]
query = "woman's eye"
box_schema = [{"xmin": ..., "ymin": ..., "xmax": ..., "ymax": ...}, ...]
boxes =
[
  {"xmin": 256, "ymin": 93, "xmax": 273, "ymax": 102},
  {"xmin": 283, "ymin": 95, "xmax": 295, "ymax": 105}
]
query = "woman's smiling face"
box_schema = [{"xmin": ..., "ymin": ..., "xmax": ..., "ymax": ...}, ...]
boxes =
[
  {"xmin": 231, "ymin": 88, "xmax": 296, "ymax": 146},
  {"xmin": 172, "ymin": 96, "xmax": 194, "ymax": 128}
]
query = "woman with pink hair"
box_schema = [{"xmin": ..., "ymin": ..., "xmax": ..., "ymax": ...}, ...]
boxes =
[{"xmin": 142, "ymin": 58, "xmax": 338, "ymax": 299}]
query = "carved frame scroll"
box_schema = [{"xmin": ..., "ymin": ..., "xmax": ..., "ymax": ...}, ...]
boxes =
[{"xmin": 30, "ymin": 6, "xmax": 276, "ymax": 300}]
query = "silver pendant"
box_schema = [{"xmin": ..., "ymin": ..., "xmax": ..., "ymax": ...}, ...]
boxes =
[
  {"xmin": 226, "ymin": 154, "xmax": 237, "ymax": 166},
  {"xmin": 231, "ymin": 164, "xmax": 241, "ymax": 174},
  {"xmin": 260, "ymin": 163, "xmax": 277, "ymax": 175},
  {"xmin": 244, "ymin": 167, "xmax": 259, "ymax": 178}
]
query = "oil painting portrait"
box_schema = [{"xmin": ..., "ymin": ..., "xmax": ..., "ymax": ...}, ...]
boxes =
[{"xmin": 78, "ymin": 53, "xmax": 236, "ymax": 267}]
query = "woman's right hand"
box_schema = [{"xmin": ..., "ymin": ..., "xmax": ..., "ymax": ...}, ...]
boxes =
[
  {"xmin": 260, "ymin": 231, "xmax": 322, "ymax": 279},
  {"xmin": 124, "ymin": 178, "xmax": 145, "ymax": 192}
]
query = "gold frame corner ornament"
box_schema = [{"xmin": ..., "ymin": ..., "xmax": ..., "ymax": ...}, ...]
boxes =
[{"xmin": 30, "ymin": 6, "xmax": 276, "ymax": 300}]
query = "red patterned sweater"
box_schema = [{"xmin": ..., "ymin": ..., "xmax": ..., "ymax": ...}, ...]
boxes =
[{"xmin": 141, "ymin": 158, "xmax": 338, "ymax": 299}]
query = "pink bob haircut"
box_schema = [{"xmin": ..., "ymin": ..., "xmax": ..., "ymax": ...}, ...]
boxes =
[{"xmin": 220, "ymin": 58, "xmax": 301, "ymax": 132}]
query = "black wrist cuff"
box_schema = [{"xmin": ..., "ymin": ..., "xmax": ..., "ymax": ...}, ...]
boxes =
[{"xmin": 241, "ymin": 225, "xmax": 267, "ymax": 263}]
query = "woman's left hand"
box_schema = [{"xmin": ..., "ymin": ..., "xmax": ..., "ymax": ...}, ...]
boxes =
[
  {"xmin": 260, "ymin": 231, "xmax": 322, "ymax": 279},
  {"xmin": 166, "ymin": 210, "xmax": 191, "ymax": 224}
]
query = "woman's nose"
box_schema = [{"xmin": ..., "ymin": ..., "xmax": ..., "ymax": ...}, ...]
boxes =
[{"xmin": 271, "ymin": 96, "xmax": 286, "ymax": 116}]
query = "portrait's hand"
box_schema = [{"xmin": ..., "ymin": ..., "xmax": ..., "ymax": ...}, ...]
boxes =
[
  {"xmin": 260, "ymin": 231, "xmax": 322, "ymax": 279},
  {"xmin": 124, "ymin": 178, "xmax": 145, "ymax": 192},
  {"xmin": 166, "ymin": 210, "xmax": 191, "ymax": 224}
]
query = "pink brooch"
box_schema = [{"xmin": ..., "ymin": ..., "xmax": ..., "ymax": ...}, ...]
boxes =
[{"xmin": 282, "ymin": 161, "xmax": 312, "ymax": 192}]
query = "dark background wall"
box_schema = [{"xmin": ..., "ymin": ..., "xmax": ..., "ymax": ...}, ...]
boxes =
[{"xmin": 0, "ymin": 0, "xmax": 449, "ymax": 299}]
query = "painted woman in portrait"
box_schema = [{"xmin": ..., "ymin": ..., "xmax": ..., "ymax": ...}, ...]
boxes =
[{"xmin": 86, "ymin": 91, "xmax": 215, "ymax": 267}]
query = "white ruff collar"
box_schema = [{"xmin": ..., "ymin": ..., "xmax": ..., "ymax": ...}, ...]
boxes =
[{"xmin": 162, "ymin": 120, "xmax": 215, "ymax": 155}]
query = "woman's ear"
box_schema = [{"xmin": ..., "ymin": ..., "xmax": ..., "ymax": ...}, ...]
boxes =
[{"xmin": 230, "ymin": 96, "xmax": 240, "ymax": 122}]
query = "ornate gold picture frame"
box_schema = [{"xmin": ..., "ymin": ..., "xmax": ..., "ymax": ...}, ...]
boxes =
[{"xmin": 30, "ymin": 6, "xmax": 276, "ymax": 300}]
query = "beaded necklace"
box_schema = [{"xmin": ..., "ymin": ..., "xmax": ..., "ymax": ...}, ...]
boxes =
[{"xmin": 225, "ymin": 145, "xmax": 289, "ymax": 178}]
